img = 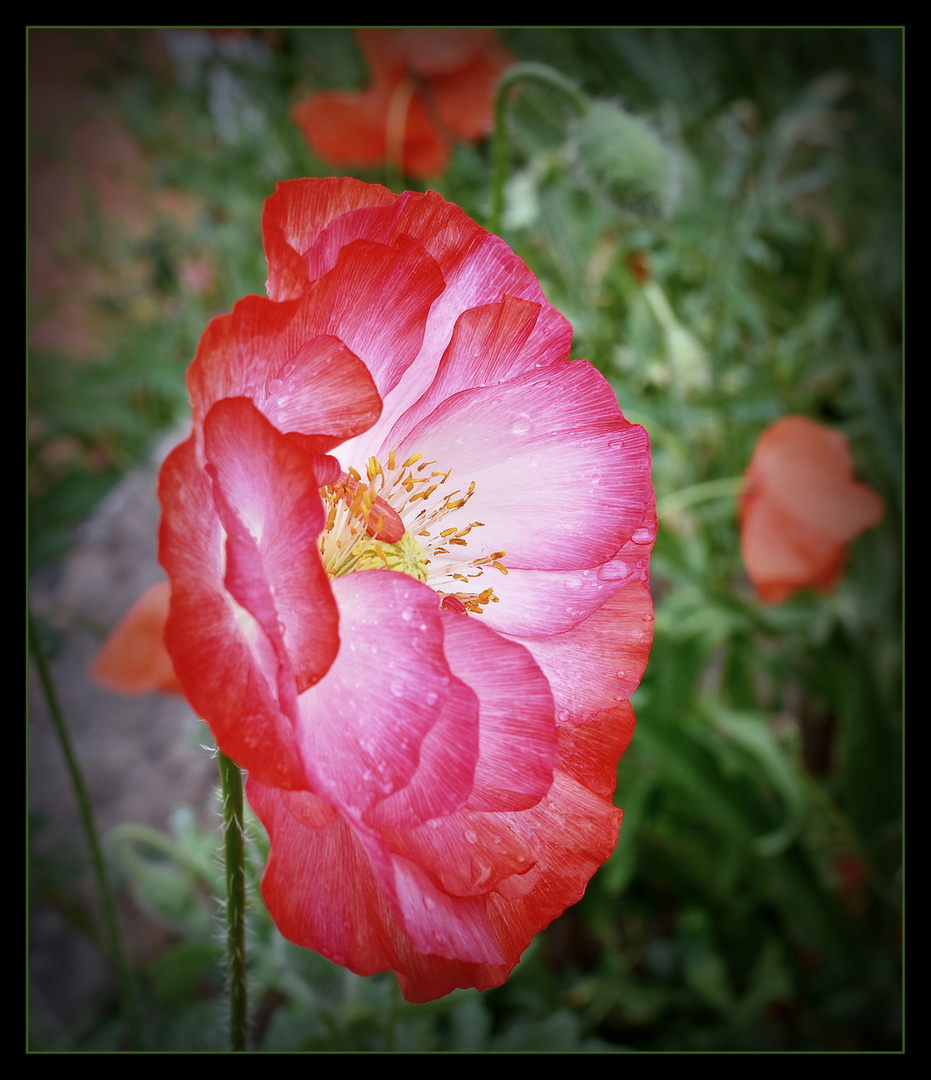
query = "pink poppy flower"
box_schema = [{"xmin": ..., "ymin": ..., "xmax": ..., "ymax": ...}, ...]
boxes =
[
  {"xmin": 739, "ymin": 415, "xmax": 884, "ymax": 604},
  {"xmin": 112, "ymin": 178, "xmax": 654, "ymax": 1001},
  {"xmin": 291, "ymin": 29, "xmax": 513, "ymax": 179}
]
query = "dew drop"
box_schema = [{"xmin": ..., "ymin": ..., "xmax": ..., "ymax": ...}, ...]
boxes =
[
  {"xmin": 424, "ymin": 897, "xmax": 435, "ymax": 911},
  {"xmin": 631, "ymin": 527, "xmax": 654, "ymax": 545},
  {"xmin": 390, "ymin": 679, "xmax": 405, "ymax": 697},
  {"xmin": 267, "ymin": 378, "xmax": 283, "ymax": 394},
  {"xmin": 401, "ymin": 606, "xmax": 414, "ymax": 621},
  {"xmin": 597, "ymin": 560, "xmax": 628, "ymax": 581},
  {"xmin": 510, "ymin": 412, "xmax": 533, "ymax": 435},
  {"xmin": 464, "ymin": 828, "xmax": 478, "ymax": 844}
]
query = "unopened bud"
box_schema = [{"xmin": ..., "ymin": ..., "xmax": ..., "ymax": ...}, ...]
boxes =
[{"xmin": 571, "ymin": 101, "xmax": 678, "ymax": 220}]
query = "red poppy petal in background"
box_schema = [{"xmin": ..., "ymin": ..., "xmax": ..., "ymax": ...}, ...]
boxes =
[
  {"xmin": 740, "ymin": 415, "xmax": 884, "ymax": 602},
  {"xmin": 426, "ymin": 50, "xmax": 509, "ymax": 141},
  {"xmin": 91, "ymin": 582, "xmax": 182, "ymax": 695},
  {"xmin": 292, "ymin": 91, "xmax": 391, "ymax": 169},
  {"xmin": 202, "ymin": 398, "xmax": 339, "ymax": 698},
  {"xmin": 159, "ymin": 436, "xmax": 308, "ymax": 790},
  {"xmin": 391, "ymin": 29, "xmax": 496, "ymax": 75}
]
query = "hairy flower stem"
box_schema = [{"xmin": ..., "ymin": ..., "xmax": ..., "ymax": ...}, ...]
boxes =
[
  {"xmin": 489, "ymin": 61, "xmax": 590, "ymax": 235},
  {"xmin": 218, "ymin": 749, "xmax": 249, "ymax": 1051},
  {"xmin": 28, "ymin": 610, "xmax": 144, "ymax": 1049}
]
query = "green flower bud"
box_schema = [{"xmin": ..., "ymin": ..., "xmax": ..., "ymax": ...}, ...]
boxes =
[{"xmin": 570, "ymin": 100, "xmax": 678, "ymax": 220}]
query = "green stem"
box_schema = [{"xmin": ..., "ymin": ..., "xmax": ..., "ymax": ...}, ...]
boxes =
[
  {"xmin": 218, "ymin": 749, "xmax": 248, "ymax": 1051},
  {"xmin": 489, "ymin": 61, "xmax": 589, "ymax": 235},
  {"xmin": 657, "ymin": 476, "xmax": 743, "ymax": 516},
  {"xmin": 28, "ymin": 609, "xmax": 144, "ymax": 1049}
]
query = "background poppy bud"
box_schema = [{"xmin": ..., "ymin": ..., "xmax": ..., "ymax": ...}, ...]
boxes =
[{"xmin": 570, "ymin": 100, "xmax": 679, "ymax": 220}]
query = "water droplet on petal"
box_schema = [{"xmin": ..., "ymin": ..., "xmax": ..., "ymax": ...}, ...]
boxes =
[
  {"xmin": 632, "ymin": 527, "xmax": 654, "ymax": 545},
  {"xmin": 390, "ymin": 679, "xmax": 405, "ymax": 697},
  {"xmin": 464, "ymin": 828, "xmax": 478, "ymax": 843},
  {"xmin": 598, "ymin": 560, "xmax": 628, "ymax": 581},
  {"xmin": 510, "ymin": 412, "xmax": 533, "ymax": 435},
  {"xmin": 401, "ymin": 606, "xmax": 414, "ymax": 621}
]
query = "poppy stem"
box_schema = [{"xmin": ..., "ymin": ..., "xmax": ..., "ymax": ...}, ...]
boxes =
[
  {"xmin": 657, "ymin": 476, "xmax": 743, "ymax": 517},
  {"xmin": 489, "ymin": 62, "xmax": 589, "ymax": 235},
  {"xmin": 218, "ymin": 749, "xmax": 249, "ymax": 1051},
  {"xmin": 28, "ymin": 609, "xmax": 145, "ymax": 1049}
]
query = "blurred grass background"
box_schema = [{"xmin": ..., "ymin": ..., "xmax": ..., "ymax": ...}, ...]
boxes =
[{"xmin": 28, "ymin": 28, "xmax": 901, "ymax": 1051}]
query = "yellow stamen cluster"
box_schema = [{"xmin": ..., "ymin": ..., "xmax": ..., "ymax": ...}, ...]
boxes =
[{"xmin": 318, "ymin": 450, "xmax": 508, "ymax": 613}]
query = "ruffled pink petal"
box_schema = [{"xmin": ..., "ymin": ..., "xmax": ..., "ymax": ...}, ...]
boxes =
[
  {"xmin": 518, "ymin": 581, "xmax": 654, "ymax": 729},
  {"xmin": 248, "ymin": 784, "xmax": 407, "ymax": 975},
  {"xmin": 189, "ymin": 242, "xmax": 440, "ymax": 439},
  {"xmin": 382, "ymin": 807, "xmax": 535, "ymax": 899},
  {"xmin": 187, "ymin": 294, "xmax": 384, "ymax": 447},
  {"xmin": 294, "ymin": 572, "xmax": 479, "ymax": 829},
  {"xmin": 262, "ymin": 184, "xmax": 573, "ymax": 456},
  {"xmin": 248, "ymin": 780, "xmax": 508, "ymax": 979},
  {"xmin": 294, "ymin": 235, "xmax": 445, "ymax": 401},
  {"xmin": 158, "ymin": 435, "xmax": 308, "ymax": 790},
  {"xmin": 439, "ymin": 607, "xmax": 556, "ymax": 812},
  {"xmin": 477, "ymin": 529, "xmax": 653, "ymax": 638},
  {"xmin": 394, "ymin": 360, "xmax": 653, "ymax": 571},
  {"xmin": 202, "ymin": 398, "xmax": 339, "ymax": 697}
]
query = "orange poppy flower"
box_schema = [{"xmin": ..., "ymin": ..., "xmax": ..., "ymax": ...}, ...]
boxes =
[
  {"xmin": 292, "ymin": 29, "xmax": 513, "ymax": 179},
  {"xmin": 739, "ymin": 416, "xmax": 884, "ymax": 604},
  {"xmin": 91, "ymin": 582, "xmax": 182, "ymax": 694}
]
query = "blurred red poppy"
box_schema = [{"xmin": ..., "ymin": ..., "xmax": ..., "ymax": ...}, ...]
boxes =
[
  {"xmin": 739, "ymin": 415, "xmax": 884, "ymax": 603},
  {"xmin": 292, "ymin": 29, "xmax": 512, "ymax": 178}
]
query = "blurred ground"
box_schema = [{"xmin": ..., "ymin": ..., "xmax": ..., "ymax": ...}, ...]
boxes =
[{"xmin": 28, "ymin": 429, "xmax": 217, "ymax": 1032}]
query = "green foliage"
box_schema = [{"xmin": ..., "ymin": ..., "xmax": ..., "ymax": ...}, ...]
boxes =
[{"xmin": 29, "ymin": 28, "xmax": 901, "ymax": 1051}]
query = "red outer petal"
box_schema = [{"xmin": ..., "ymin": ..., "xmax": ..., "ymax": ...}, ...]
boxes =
[
  {"xmin": 262, "ymin": 177, "xmax": 397, "ymax": 303},
  {"xmin": 248, "ymin": 700, "xmax": 630, "ymax": 1003},
  {"xmin": 518, "ymin": 580, "xmax": 654, "ymax": 729},
  {"xmin": 91, "ymin": 582, "xmax": 182, "ymax": 695},
  {"xmin": 202, "ymin": 399, "xmax": 339, "ymax": 697},
  {"xmin": 158, "ymin": 432, "xmax": 313, "ymax": 791}
]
